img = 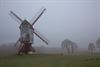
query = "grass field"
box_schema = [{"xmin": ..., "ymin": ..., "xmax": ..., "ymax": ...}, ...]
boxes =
[{"xmin": 0, "ymin": 54, "xmax": 100, "ymax": 67}]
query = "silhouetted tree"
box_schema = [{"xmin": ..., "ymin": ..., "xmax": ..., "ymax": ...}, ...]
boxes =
[
  {"xmin": 61, "ymin": 39, "xmax": 77, "ymax": 55},
  {"xmin": 88, "ymin": 43, "xmax": 95, "ymax": 54},
  {"xmin": 96, "ymin": 38, "xmax": 100, "ymax": 48}
]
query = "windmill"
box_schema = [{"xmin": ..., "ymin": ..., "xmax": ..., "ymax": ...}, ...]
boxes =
[{"xmin": 9, "ymin": 7, "xmax": 48, "ymax": 55}]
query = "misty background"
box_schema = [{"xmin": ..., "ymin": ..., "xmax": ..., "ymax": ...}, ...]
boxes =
[{"xmin": 0, "ymin": 0, "xmax": 100, "ymax": 50}]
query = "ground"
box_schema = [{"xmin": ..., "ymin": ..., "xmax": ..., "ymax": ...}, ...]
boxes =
[{"xmin": 0, "ymin": 54, "xmax": 100, "ymax": 67}]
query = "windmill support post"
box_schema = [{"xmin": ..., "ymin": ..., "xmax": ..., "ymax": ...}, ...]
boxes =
[{"xmin": 17, "ymin": 41, "xmax": 35, "ymax": 55}]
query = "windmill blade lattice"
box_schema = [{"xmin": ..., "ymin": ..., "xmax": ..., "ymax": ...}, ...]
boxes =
[
  {"xmin": 9, "ymin": 11, "xmax": 23, "ymax": 24},
  {"xmin": 30, "ymin": 7, "xmax": 46, "ymax": 25},
  {"xmin": 34, "ymin": 28, "xmax": 49, "ymax": 45}
]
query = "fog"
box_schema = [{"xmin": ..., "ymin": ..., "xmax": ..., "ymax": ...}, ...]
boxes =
[
  {"xmin": 0, "ymin": 0, "xmax": 100, "ymax": 48},
  {"xmin": 0, "ymin": 43, "xmax": 100, "ymax": 55}
]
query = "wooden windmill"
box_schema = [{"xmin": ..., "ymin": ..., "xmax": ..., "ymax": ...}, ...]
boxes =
[{"xmin": 9, "ymin": 7, "xmax": 48, "ymax": 55}]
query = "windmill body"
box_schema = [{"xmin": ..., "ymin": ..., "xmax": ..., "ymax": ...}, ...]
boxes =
[
  {"xmin": 19, "ymin": 20, "xmax": 33, "ymax": 44},
  {"xmin": 9, "ymin": 7, "xmax": 48, "ymax": 55}
]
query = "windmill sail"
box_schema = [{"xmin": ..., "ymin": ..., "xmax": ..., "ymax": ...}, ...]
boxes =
[
  {"xmin": 34, "ymin": 28, "xmax": 49, "ymax": 45},
  {"xmin": 30, "ymin": 7, "xmax": 46, "ymax": 25},
  {"xmin": 9, "ymin": 11, "xmax": 23, "ymax": 23}
]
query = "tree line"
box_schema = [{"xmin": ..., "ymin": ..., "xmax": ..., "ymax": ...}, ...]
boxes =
[{"xmin": 61, "ymin": 38, "xmax": 100, "ymax": 55}]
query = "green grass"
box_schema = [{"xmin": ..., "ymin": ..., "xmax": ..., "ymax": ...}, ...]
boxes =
[{"xmin": 0, "ymin": 54, "xmax": 100, "ymax": 67}]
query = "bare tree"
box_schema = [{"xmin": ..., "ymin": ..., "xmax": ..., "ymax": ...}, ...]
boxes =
[
  {"xmin": 61, "ymin": 39, "xmax": 77, "ymax": 55},
  {"xmin": 96, "ymin": 38, "xmax": 100, "ymax": 48},
  {"xmin": 88, "ymin": 43, "xmax": 95, "ymax": 54},
  {"xmin": 61, "ymin": 40, "xmax": 70, "ymax": 55}
]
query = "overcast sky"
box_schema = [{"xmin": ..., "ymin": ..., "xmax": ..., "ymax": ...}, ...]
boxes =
[{"xmin": 0, "ymin": 0, "xmax": 100, "ymax": 48}]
